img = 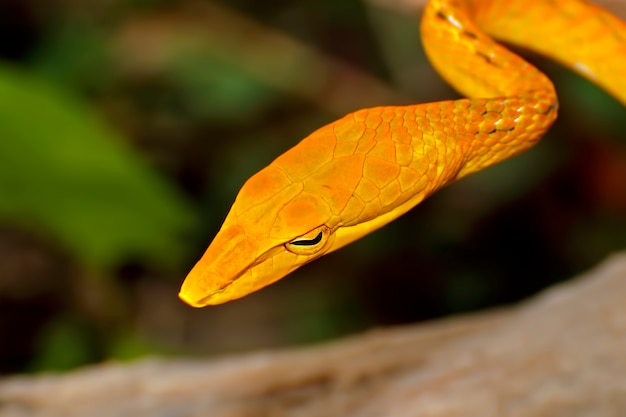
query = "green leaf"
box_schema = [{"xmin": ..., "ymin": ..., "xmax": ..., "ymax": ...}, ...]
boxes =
[
  {"xmin": 28, "ymin": 315, "xmax": 98, "ymax": 372},
  {"xmin": 0, "ymin": 64, "xmax": 197, "ymax": 268},
  {"xmin": 171, "ymin": 54, "xmax": 277, "ymax": 122}
]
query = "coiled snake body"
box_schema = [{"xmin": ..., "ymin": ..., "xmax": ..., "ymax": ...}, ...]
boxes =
[{"xmin": 180, "ymin": 0, "xmax": 626, "ymax": 307}]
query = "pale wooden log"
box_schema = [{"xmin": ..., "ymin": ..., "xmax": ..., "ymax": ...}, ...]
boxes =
[{"xmin": 1, "ymin": 253, "xmax": 626, "ymax": 417}]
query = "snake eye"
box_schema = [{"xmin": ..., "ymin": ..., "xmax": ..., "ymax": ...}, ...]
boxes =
[
  {"xmin": 285, "ymin": 226, "xmax": 329, "ymax": 255},
  {"xmin": 290, "ymin": 231, "xmax": 322, "ymax": 246}
]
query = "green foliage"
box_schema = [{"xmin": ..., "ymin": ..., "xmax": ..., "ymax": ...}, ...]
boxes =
[
  {"xmin": 28, "ymin": 315, "xmax": 99, "ymax": 372},
  {"xmin": 31, "ymin": 24, "xmax": 111, "ymax": 91},
  {"xmin": 171, "ymin": 55, "xmax": 277, "ymax": 122},
  {"xmin": 107, "ymin": 330, "xmax": 169, "ymax": 361},
  {"xmin": 0, "ymin": 64, "xmax": 197, "ymax": 268}
]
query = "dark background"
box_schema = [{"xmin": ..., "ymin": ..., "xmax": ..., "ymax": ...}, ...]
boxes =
[{"xmin": 1, "ymin": 0, "xmax": 625, "ymax": 374}]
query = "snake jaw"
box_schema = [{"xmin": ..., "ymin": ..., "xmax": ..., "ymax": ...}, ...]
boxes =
[
  {"xmin": 178, "ymin": 219, "xmax": 340, "ymax": 306},
  {"xmin": 178, "ymin": 240, "xmax": 331, "ymax": 306}
]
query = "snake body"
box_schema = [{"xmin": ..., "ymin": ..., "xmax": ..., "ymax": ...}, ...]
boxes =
[{"xmin": 180, "ymin": 0, "xmax": 626, "ymax": 306}]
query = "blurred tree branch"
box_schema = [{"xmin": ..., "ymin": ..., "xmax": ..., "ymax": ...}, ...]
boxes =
[{"xmin": 111, "ymin": 1, "xmax": 412, "ymax": 117}]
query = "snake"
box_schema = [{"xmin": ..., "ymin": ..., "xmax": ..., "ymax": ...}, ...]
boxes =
[{"xmin": 179, "ymin": 0, "xmax": 626, "ymax": 307}]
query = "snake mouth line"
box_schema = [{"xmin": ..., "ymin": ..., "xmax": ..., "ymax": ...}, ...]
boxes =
[
  {"xmin": 179, "ymin": 244, "xmax": 291, "ymax": 307},
  {"xmin": 178, "ymin": 291, "xmax": 222, "ymax": 308}
]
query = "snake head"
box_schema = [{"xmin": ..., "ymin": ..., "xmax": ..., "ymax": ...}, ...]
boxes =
[
  {"xmin": 178, "ymin": 167, "xmax": 338, "ymax": 306},
  {"xmin": 179, "ymin": 108, "xmax": 449, "ymax": 306},
  {"xmin": 179, "ymin": 124, "xmax": 352, "ymax": 306}
]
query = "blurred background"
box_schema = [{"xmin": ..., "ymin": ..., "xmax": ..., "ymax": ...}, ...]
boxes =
[{"xmin": 1, "ymin": 0, "xmax": 625, "ymax": 375}]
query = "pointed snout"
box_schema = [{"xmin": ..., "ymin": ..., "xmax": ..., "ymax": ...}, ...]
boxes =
[
  {"xmin": 178, "ymin": 223, "xmax": 262, "ymax": 307},
  {"xmin": 178, "ymin": 266, "xmax": 225, "ymax": 307}
]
